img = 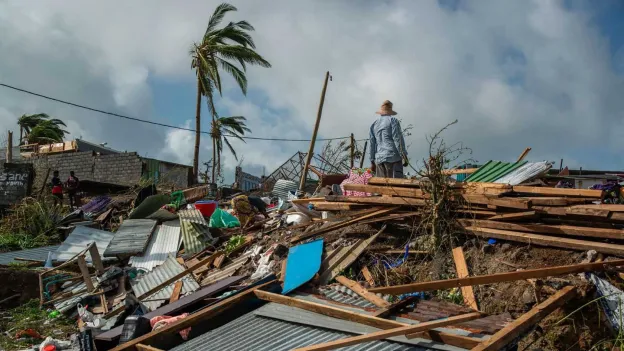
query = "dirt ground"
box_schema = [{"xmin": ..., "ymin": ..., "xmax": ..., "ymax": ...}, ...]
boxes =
[{"xmin": 0, "ymin": 268, "xmax": 41, "ymax": 309}]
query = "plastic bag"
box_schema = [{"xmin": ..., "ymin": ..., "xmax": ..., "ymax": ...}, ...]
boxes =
[{"xmin": 209, "ymin": 207, "xmax": 241, "ymax": 228}]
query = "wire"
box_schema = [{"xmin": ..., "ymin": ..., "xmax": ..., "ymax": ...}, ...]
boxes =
[{"xmin": 0, "ymin": 82, "xmax": 353, "ymax": 142}]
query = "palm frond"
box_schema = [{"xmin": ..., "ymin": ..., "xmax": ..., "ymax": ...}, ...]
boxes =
[
  {"xmin": 205, "ymin": 3, "xmax": 237, "ymax": 36},
  {"xmin": 214, "ymin": 45, "xmax": 271, "ymax": 68},
  {"xmin": 216, "ymin": 25, "xmax": 256, "ymax": 48},
  {"xmin": 223, "ymin": 137, "xmax": 238, "ymax": 160},
  {"xmin": 216, "ymin": 58, "xmax": 248, "ymax": 94}
]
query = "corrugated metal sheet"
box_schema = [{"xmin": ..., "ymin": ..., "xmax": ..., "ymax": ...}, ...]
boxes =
[
  {"xmin": 178, "ymin": 209, "xmax": 208, "ymax": 225},
  {"xmin": 0, "ymin": 245, "xmax": 60, "ymax": 265},
  {"xmin": 170, "ymin": 308, "xmax": 425, "ymax": 351},
  {"xmin": 104, "ymin": 219, "xmax": 157, "ymax": 257},
  {"xmin": 494, "ymin": 161, "xmax": 552, "ymax": 185},
  {"xmin": 80, "ymin": 196, "xmax": 112, "ymax": 216},
  {"xmin": 319, "ymin": 285, "xmax": 377, "ymax": 308},
  {"xmin": 53, "ymin": 278, "xmax": 98, "ymax": 313},
  {"xmin": 465, "ymin": 161, "xmax": 527, "ymax": 183},
  {"xmin": 180, "ymin": 221, "xmax": 206, "ymax": 255},
  {"xmin": 129, "ymin": 224, "xmax": 181, "ymax": 272},
  {"xmin": 55, "ymin": 226, "xmax": 116, "ymax": 262},
  {"xmin": 272, "ymin": 179, "xmax": 298, "ymax": 200},
  {"xmin": 254, "ymin": 303, "xmax": 462, "ymax": 351},
  {"xmin": 131, "ymin": 255, "xmax": 200, "ymax": 311},
  {"xmin": 201, "ymin": 254, "xmax": 250, "ymax": 286}
]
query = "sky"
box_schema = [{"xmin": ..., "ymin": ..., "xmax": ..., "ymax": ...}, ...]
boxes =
[{"xmin": 1, "ymin": 0, "xmax": 624, "ymax": 184}]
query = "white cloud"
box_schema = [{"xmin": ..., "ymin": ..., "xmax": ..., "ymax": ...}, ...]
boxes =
[{"xmin": 0, "ymin": 0, "xmax": 623, "ymax": 184}]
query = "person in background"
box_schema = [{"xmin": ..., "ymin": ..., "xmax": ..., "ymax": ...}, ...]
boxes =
[
  {"xmin": 51, "ymin": 170, "xmax": 63, "ymax": 206},
  {"xmin": 66, "ymin": 171, "xmax": 80, "ymax": 209},
  {"xmin": 248, "ymin": 196, "xmax": 270, "ymax": 218},
  {"xmin": 369, "ymin": 100, "xmax": 408, "ymax": 178}
]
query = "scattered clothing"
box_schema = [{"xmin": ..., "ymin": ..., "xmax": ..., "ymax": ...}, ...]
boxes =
[{"xmin": 150, "ymin": 314, "xmax": 191, "ymax": 340}]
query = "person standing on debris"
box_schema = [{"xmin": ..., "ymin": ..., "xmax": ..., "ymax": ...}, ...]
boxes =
[
  {"xmin": 66, "ymin": 171, "xmax": 80, "ymax": 209},
  {"xmin": 369, "ymin": 100, "xmax": 408, "ymax": 178},
  {"xmin": 51, "ymin": 170, "xmax": 63, "ymax": 206}
]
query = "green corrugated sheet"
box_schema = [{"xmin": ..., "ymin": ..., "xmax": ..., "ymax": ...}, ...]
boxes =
[{"xmin": 465, "ymin": 160, "xmax": 527, "ymax": 183}]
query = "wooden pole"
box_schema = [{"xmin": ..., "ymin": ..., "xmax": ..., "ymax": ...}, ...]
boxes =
[
  {"xmin": 350, "ymin": 133, "xmax": 355, "ymax": 169},
  {"xmin": 6, "ymin": 131, "xmax": 12, "ymax": 163},
  {"xmin": 516, "ymin": 147, "xmax": 532, "ymax": 162},
  {"xmin": 299, "ymin": 71, "xmax": 330, "ymax": 193},
  {"xmin": 359, "ymin": 140, "xmax": 368, "ymax": 168},
  {"xmin": 77, "ymin": 255, "xmax": 95, "ymax": 292}
]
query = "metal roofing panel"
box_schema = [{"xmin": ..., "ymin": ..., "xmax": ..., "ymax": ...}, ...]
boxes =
[
  {"xmin": 319, "ymin": 284, "xmax": 391, "ymax": 309},
  {"xmin": 104, "ymin": 219, "xmax": 157, "ymax": 257},
  {"xmin": 0, "ymin": 245, "xmax": 60, "ymax": 265},
  {"xmin": 494, "ymin": 161, "xmax": 552, "ymax": 185},
  {"xmin": 255, "ymin": 303, "xmax": 464, "ymax": 351},
  {"xmin": 178, "ymin": 209, "xmax": 209, "ymax": 225},
  {"xmin": 179, "ymin": 220, "xmax": 206, "ymax": 255},
  {"xmin": 131, "ymin": 255, "xmax": 200, "ymax": 311},
  {"xmin": 201, "ymin": 254, "xmax": 251, "ymax": 286},
  {"xmin": 55, "ymin": 226, "xmax": 116, "ymax": 262},
  {"xmin": 171, "ymin": 309, "xmax": 425, "ymax": 351},
  {"xmin": 129, "ymin": 224, "xmax": 181, "ymax": 272}
]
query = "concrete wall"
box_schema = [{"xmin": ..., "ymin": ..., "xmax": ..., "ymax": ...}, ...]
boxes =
[{"xmin": 18, "ymin": 151, "xmax": 143, "ymax": 190}]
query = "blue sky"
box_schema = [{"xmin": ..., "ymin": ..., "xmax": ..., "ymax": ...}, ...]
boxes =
[{"xmin": 1, "ymin": 0, "xmax": 624, "ymax": 183}]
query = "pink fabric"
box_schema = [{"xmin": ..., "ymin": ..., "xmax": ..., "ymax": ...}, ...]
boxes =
[
  {"xmin": 150, "ymin": 313, "xmax": 191, "ymax": 340},
  {"xmin": 340, "ymin": 169, "xmax": 373, "ymax": 197}
]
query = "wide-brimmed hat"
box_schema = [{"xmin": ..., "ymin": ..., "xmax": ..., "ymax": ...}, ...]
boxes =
[{"xmin": 375, "ymin": 100, "xmax": 397, "ymax": 115}]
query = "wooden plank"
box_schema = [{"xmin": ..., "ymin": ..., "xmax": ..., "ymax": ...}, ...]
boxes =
[
  {"xmin": 472, "ymin": 286, "xmax": 577, "ymax": 351},
  {"xmin": 336, "ymin": 276, "xmax": 390, "ymax": 308},
  {"xmin": 137, "ymin": 251, "xmax": 222, "ymax": 299},
  {"xmin": 512, "ymin": 186, "xmax": 602, "ymax": 198},
  {"xmin": 442, "ymin": 168, "xmax": 479, "ymax": 175},
  {"xmin": 325, "ymin": 195, "xmax": 425, "ymax": 206},
  {"xmin": 343, "ymin": 183, "xmax": 425, "ymax": 198},
  {"xmin": 136, "ymin": 345, "xmax": 164, "ymax": 351},
  {"xmin": 368, "ymin": 177, "xmax": 423, "ymax": 188},
  {"xmin": 213, "ymin": 253, "xmax": 226, "ymax": 268},
  {"xmin": 88, "ymin": 244, "xmax": 105, "ymax": 275},
  {"xmin": 460, "ymin": 183, "xmax": 512, "ymax": 196},
  {"xmin": 368, "ymin": 259, "xmax": 624, "ymax": 295},
  {"xmin": 523, "ymin": 197, "xmax": 589, "ymax": 206},
  {"xmin": 77, "ymin": 255, "xmax": 94, "ymax": 292},
  {"xmin": 459, "ymin": 219, "xmax": 624, "ymax": 240},
  {"xmin": 358, "ymin": 211, "xmax": 420, "ymax": 225},
  {"xmin": 290, "ymin": 197, "xmax": 326, "ymax": 204},
  {"xmin": 168, "ymin": 281, "xmax": 183, "ymax": 304},
  {"xmin": 254, "ymin": 290, "xmax": 482, "ymax": 349},
  {"xmin": 311, "ymin": 202, "xmax": 369, "ymax": 211},
  {"xmin": 463, "ymin": 195, "xmax": 532, "ymax": 209},
  {"xmin": 290, "ymin": 207, "xmax": 396, "ymax": 243},
  {"xmin": 111, "ymin": 279, "xmax": 276, "ymax": 351},
  {"xmin": 319, "ymin": 228, "xmax": 382, "ymax": 285},
  {"xmin": 466, "ymin": 226, "xmax": 624, "ymax": 256},
  {"xmin": 572, "ymin": 204, "xmax": 624, "ymax": 212},
  {"xmin": 532, "ymin": 206, "xmax": 567, "ymax": 216},
  {"xmin": 488, "ymin": 211, "xmax": 537, "ymax": 221},
  {"xmin": 175, "ymin": 257, "xmax": 184, "ymax": 265},
  {"xmin": 293, "ymin": 312, "xmax": 483, "ymax": 351},
  {"xmin": 566, "ymin": 206, "xmax": 611, "ymax": 218},
  {"xmin": 361, "ymin": 267, "xmax": 375, "ymax": 287},
  {"xmin": 451, "ymin": 247, "xmax": 478, "ymax": 311}
]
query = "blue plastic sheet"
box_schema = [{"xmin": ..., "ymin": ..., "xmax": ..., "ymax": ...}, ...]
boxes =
[{"xmin": 282, "ymin": 239, "xmax": 324, "ymax": 294}]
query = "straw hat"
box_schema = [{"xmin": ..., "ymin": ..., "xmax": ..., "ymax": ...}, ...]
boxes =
[{"xmin": 375, "ymin": 100, "xmax": 397, "ymax": 116}]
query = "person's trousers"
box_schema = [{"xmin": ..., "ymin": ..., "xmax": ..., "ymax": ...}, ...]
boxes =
[{"xmin": 376, "ymin": 161, "xmax": 404, "ymax": 178}]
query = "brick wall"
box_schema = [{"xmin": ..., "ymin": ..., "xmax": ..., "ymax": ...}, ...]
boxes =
[{"xmin": 14, "ymin": 151, "xmax": 143, "ymax": 190}]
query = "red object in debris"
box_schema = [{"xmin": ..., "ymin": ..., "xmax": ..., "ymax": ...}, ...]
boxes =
[
  {"xmin": 15, "ymin": 328, "xmax": 43, "ymax": 339},
  {"xmin": 42, "ymin": 345, "xmax": 56, "ymax": 351},
  {"xmin": 195, "ymin": 200, "xmax": 217, "ymax": 217}
]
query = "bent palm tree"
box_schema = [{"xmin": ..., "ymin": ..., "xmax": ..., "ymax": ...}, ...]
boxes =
[
  {"xmin": 191, "ymin": 2, "xmax": 271, "ymax": 182},
  {"xmin": 17, "ymin": 113, "xmax": 68, "ymax": 144},
  {"xmin": 211, "ymin": 116, "xmax": 251, "ymax": 177}
]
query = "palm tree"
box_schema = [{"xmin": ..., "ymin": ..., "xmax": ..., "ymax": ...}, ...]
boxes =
[
  {"xmin": 191, "ymin": 2, "xmax": 271, "ymax": 183},
  {"xmin": 17, "ymin": 113, "xmax": 68, "ymax": 145},
  {"xmin": 27, "ymin": 119, "xmax": 69, "ymax": 144},
  {"xmin": 211, "ymin": 116, "xmax": 251, "ymax": 177}
]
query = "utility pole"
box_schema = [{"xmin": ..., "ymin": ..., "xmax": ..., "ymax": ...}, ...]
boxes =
[
  {"xmin": 350, "ymin": 133, "xmax": 355, "ymax": 169},
  {"xmin": 359, "ymin": 140, "xmax": 368, "ymax": 169},
  {"xmin": 299, "ymin": 71, "xmax": 331, "ymax": 193},
  {"xmin": 6, "ymin": 131, "xmax": 13, "ymax": 163}
]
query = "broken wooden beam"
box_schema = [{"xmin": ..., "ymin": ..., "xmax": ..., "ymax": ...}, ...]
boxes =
[
  {"xmin": 487, "ymin": 211, "xmax": 537, "ymax": 221},
  {"xmin": 168, "ymin": 281, "xmax": 183, "ymax": 304},
  {"xmin": 336, "ymin": 276, "xmax": 390, "ymax": 308},
  {"xmin": 512, "ymin": 186, "xmax": 602, "ymax": 198},
  {"xmin": 471, "ymin": 286, "xmax": 577, "ymax": 351},
  {"xmin": 342, "ymin": 183, "xmax": 425, "ymax": 198},
  {"xmin": 254, "ymin": 290, "xmax": 482, "ymax": 349},
  {"xmin": 325, "ymin": 195, "xmax": 425, "ymax": 206},
  {"xmin": 451, "ymin": 247, "xmax": 478, "ymax": 311},
  {"xmin": 293, "ymin": 312, "xmax": 483, "ymax": 351},
  {"xmin": 459, "ymin": 219, "xmax": 624, "ymax": 241},
  {"xmin": 310, "ymin": 202, "xmax": 369, "ymax": 211},
  {"xmin": 361, "ymin": 267, "xmax": 375, "ymax": 287},
  {"xmin": 358, "ymin": 211, "xmax": 420, "ymax": 225},
  {"xmin": 368, "ymin": 259, "xmax": 624, "ymax": 295},
  {"xmin": 465, "ymin": 226, "xmax": 624, "ymax": 256},
  {"xmin": 462, "ymin": 195, "xmax": 532, "ymax": 210}
]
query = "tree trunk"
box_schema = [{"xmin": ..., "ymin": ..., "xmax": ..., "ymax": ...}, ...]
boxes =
[
  {"xmin": 212, "ymin": 135, "xmax": 216, "ymax": 184},
  {"xmin": 193, "ymin": 79, "xmax": 201, "ymax": 184},
  {"xmin": 19, "ymin": 127, "xmax": 23, "ymax": 146}
]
